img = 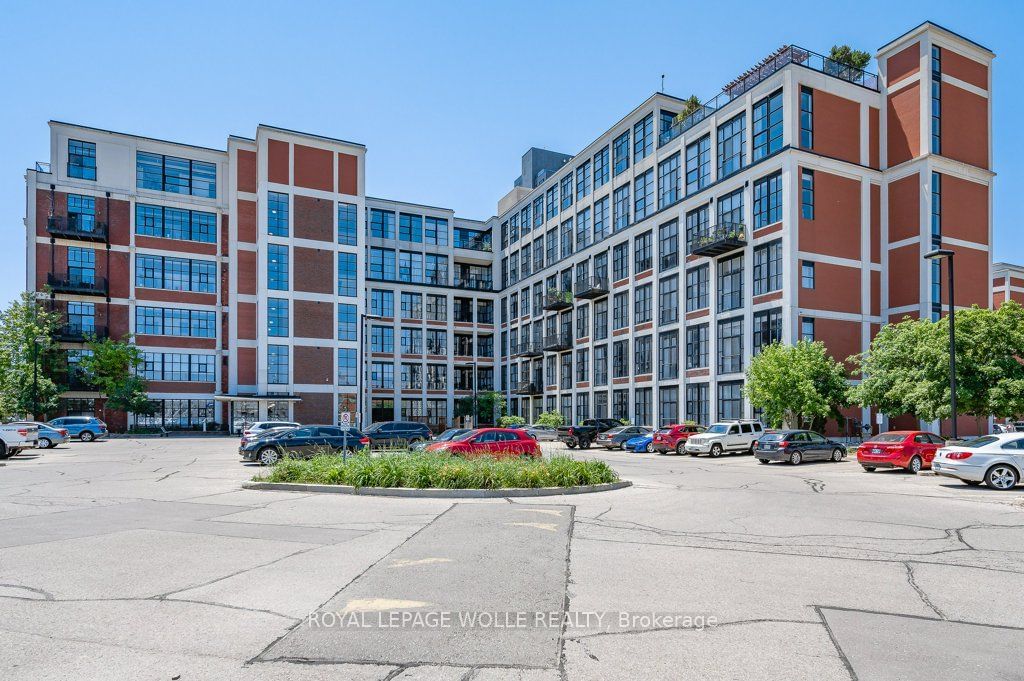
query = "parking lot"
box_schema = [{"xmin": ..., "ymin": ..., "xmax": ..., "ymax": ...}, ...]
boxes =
[{"xmin": 1, "ymin": 436, "xmax": 1023, "ymax": 680}]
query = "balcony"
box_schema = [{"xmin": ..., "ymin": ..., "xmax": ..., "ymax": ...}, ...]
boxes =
[
  {"xmin": 58, "ymin": 324, "xmax": 108, "ymax": 342},
  {"xmin": 513, "ymin": 381, "xmax": 542, "ymax": 395},
  {"xmin": 687, "ymin": 223, "xmax": 747, "ymax": 258},
  {"xmin": 542, "ymin": 289, "xmax": 573, "ymax": 311},
  {"xmin": 517, "ymin": 341, "xmax": 544, "ymax": 357},
  {"xmin": 46, "ymin": 215, "xmax": 109, "ymax": 243},
  {"xmin": 574, "ymin": 276, "xmax": 609, "ymax": 300},
  {"xmin": 453, "ymin": 234, "xmax": 492, "ymax": 252},
  {"xmin": 543, "ymin": 332, "xmax": 572, "ymax": 352},
  {"xmin": 47, "ymin": 273, "xmax": 108, "ymax": 296},
  {"xmin": 659, "ymin": 45, "xmax": 880, "ymax": 147},
  {"xmin": 453, "ymin": 276, "xmax": 493, "ymax": 292}
]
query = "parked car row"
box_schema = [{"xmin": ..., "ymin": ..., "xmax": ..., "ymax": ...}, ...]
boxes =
[{"xmin": 0, "ymin": 416, "xmax": 108, "ymax": 458}]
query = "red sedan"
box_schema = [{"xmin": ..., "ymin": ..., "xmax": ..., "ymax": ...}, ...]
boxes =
[
  {"xmin": 856, "ymin": 431, "xmax": 946, "ymax": 473},
  {"xmin": 652, "ymin": 424, "xmax": 705, "ymax": 455},
  {"xmin": 425, "ymin": 428, "xmax": 542, "ymax": 460}
]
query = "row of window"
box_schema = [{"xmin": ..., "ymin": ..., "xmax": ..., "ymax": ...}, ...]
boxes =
[
  {"xmin": 500, "ymin": 90, "xmax": 786, "ymax": 252},
  {"xmin": 370, "ymin": 363, "xmax": 496, "ymax": 391},
  {"xmin": 368, "ymin": 209, "xmax": 450, "ymax": 245},
  {"xmin": 139, "ymin": 352, "xmax": 216, "ymax": 382},
  {"xmin": 136, "ymin": 307, "xmax": 216, "ymax": 338},
  {"xmin": 136, "ymin": 254, "xmax": 217, "ymax": 293}
]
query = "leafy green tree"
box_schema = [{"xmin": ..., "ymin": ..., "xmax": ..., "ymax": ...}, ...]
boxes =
[
  {"xmin": 535, "ymin": 410, "xmax": 564, "ymax": 428},
  {"xmin": 498, "ymin": 415, "xmax": 526, "ymax": 428},
  {"xmin": 851, "ymin": 303, "xmax": 1024, "ymax": 429},
  {"xmin": 674, "ymin": 95, "xmax": 702, "ymax": 123},
  {"xmin": 745, "ymin": 340, "xmax": 850, "ymax": 429},
  {"xmin": 0, "ymin": 292, "xmax": 64, "ymax": 419},
  {"xmin": 78, "ymin": 337, "xmax": 155, "ymax": 415},
  {"xmin": 828, "ymin": 45, "xmax": 871, "ymax": 70},
  {"xmin": 454, "ymin": 390, "xmax": 506, "ymax": 426}
]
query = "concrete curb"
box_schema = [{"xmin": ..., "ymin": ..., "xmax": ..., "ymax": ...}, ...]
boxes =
[{"xmin": 241, "ymin": 479, "xmax": 632, "ymax": 498}]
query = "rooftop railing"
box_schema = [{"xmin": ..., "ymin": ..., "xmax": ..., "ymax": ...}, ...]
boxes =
[{"xmin": 659, "ymin": 46, "xmax": 879, "ymax": 146}]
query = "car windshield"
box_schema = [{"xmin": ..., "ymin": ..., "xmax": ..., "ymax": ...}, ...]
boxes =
[
  {"xmin": 957, "ymin": 436, "xmax": 999, "ymax": 449},
  {"xmin": 453, "ymin": 430, "xmax": 478, "ymax": 442},
  {"xmin": 605, "ymin": 427, "xmax": 625, "ymax": 434},
  {"xmin": 436, "ymin": 429, "xmax": 463, "ymax": 441},
  {"xmin": 705, "ymin": 424, "xmax": 729, "ymax": 434},
  {"xmin": 868, "ymin": 433, "xmax": 908, "ymax": 443},
  {"xmin": 363, "ymin": 423, "xmax": 385, "ymax": 433},
  {"xmin": 255, "ymin": 427, "xmax": 293, "ymax": 439}
]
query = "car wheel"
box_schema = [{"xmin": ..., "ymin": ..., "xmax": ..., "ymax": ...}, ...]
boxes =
[
  {"xmin": 79, "ymin": 430, "xmax": 95, "ymax": 442},
  {"xmin": 709, "ymin": 444, "xmax": 722, "ymax": 458},
  {"xmin": 0, "ymin": 442, "xmax": 9, "ymax": 460},
  {"xmin": 985, "ymin": 464, "xmax": 1019, "ymax": 490},
  {"xmin": 758, "ymin": 458, "xmax": 769, "ymax": 464},
  {"xmin": 258, "ymin": 447, "xmax": 280, "ymax": 466},
  {"xmin": 675, "ymin": 442, "xmax": 686, "ymax": 456},
  {"xmin": 579, "ymin": 439, "xmax": 591, "ymax": 449},
  {"xmin": 789, "ymin": 451, "xmax": 802, "ymax": 465},
  {"xmin": 862, "ymin": 466, "xmax": 876, "ymax": 472},
  {"xmin": 908, "ymin": 455, "xmax": 923, "ymax": 474},
  {"xmin": 38, "ymin": 437, "xmax": 52, "ymax": 449},
  {"xmin": 565, "ymin": 439, "xmax": 577, "ymax": 449},
  {"xmin": 645, "ymin": 443, "xmax": 654, "ymax": 453},
  {"xmin": 831, "ymin": 448, "xmax": 845, "ymax": 462}
]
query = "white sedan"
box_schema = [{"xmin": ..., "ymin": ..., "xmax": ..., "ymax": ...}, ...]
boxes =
[
  {"xmin": 932, "ymin": 433, "xmax": 1024, "ymax": 489},
  {"xmin": 525, "ymin": 425, "xmax": 558, "ymax": 442}
]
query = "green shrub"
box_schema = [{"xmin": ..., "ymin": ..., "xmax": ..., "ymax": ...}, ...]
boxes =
[
  {"xmin": 255, "ymin": 453, "xmax": 619, "ymax": 489},
  {"xmin": 498, "ymin": 415, "xmax": 527, "ymax": 428}
]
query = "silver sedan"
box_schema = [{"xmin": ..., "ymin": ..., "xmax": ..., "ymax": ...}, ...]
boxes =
[
  {"xmin": 932, "ymin": 433, "xmax": 1024, "ymax": 489},
  {"xmin": 525, "ymin": 425, "xmax": 558, "ymax": 442}
]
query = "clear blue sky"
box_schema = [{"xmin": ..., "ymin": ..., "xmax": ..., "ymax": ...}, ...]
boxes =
[{"xmin": 1, "ymin": 0, "xmax": 1019, "ymax": 306}]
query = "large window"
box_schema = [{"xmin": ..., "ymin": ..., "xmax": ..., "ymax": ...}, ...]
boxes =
[
  {"xmin": 659, "ymin": 220, "xmax": 678, "ymax": 270},
  {"xmin": 716, "ymin": 113, "xmax": 746, "ymax": 179},
  {"xmin": 401, "ymin": 292, "xmax": 423, "ymax": 320},
  {"xmin": 634, "ymin": 169, "xmax": 654, "ymax": 221},
  {"xmin": 685, "ymin": 324, "xmax": 708, "ymax": 369},
  {"xmin": 718, "ymin": 381, "xmax": 743, "ymax": 420},
  {"xmin": 575, "ymin": 208, "xmax": 591, "ymax": 250},
  {"xmin": 576, "ymin": 160, "xmax": 592, "ymax": 200},
  {"xmin": 634, "ymin": 284, "xmax": 652, "ymax": 324},
  {"xmin": 753, "ymin": 308, "xmax": 782, "ymax": 354},
  {"xmin": 753, "ymin": 239, "xmax": 782, "ymax": 295},
  {"xmin": 594, "ymin": 345, "xmax": 608, "ymax": 385},
  {"xmin": 338, "ymin": 303, "xmax": 357, "ymax": 341},
  {"xmin": 560, "ymin": 174, "xmax": 573, "ymax": 210},
  {"xmin": 136, "ymin": 151, "xmax": 216, "ymax": 198},
  {"xmin": 135, "ymin": 204, "xmax": 217, "ymax": 243},
  {"xmin": 613, "ymin": 130, "xmax": 630, "ymax": 175},
  {"xmin": 685, "ymin": 264, "xmax": 709, "ymax": 311},
  {"xmin": 338, "ymin": 348, "xmax": 357, "ymax": 385},
  {"xmin": 268, "ymin": 192, "xmax": 289, "ymax": 236},
  {"xmin": 370, "ymin": 289, "xmax": 394, "ymax": 318},
  {"xmin": 338, "ymin": 202, "xmax": 358, "ymax": 245},
  {"xmin": 634, "ymin": 387, "xmax": 652, "ymax": 427},
  {"xmin": 68, "ymin": 195, "xmax": 96, "ymax": 232},
  {"xmin": 369, "ymin": 209, "xmax": 395, "ymax": 239},
  {"xmin": 135, "ymin": 307, "xmax": 216, "ymax": 338},
  {"xmin": 594, "ymin": 146, "xmax": 610, "ymax": 188},
  {"xmin": 659, "ymin": 386, "xmax": 679, "ymax": 427},
  {"xmin": 931, "ymin": 46, "xmax": 941, "ymax": 154},
  {"xmin": 593, "ymin": 196, "xmax": 610, "ymax": 241},
  {"xmin": 717, "ymin": 188, "xmax": 744, "ymax": 228},
  {"xmin": 752, "ymin": 90, "xmax": 783, "ymax": 161},
  {"xmin": 801, "ymin": 169, "xmax": 815, "ymax": 219},
  {"xmin": 685, "ymin": 135, "xmax": 711, "ymax": 194},
  {"xmin": 801, "ymin": 260, "xmax": 816, "ymax": 289},
  {"xmin": 800, "ymin": 86, "xmax": 814, "ymax": 149},
  {"xmin": 612, "ymin": 292, "xmax": 629, "ymax": 331},
  {"xmin": 546, "ymin": 186, "xmax": 558, "ymax": 220},
  {"xmin": 686, "ymin": 383, "xmax": 709, "ymax": 425},
  {"xmin": 338, "ymin": 252, "xmax": 357, "ymax": 297},
  {"xmin": 658, "ymin": 331, "xmax": 679, "ymax": 380},
  {"xmin": 634, "ymin": 230, "xmax": 653, "ymax": 273},
  {"xmin": 612, "ymin": 339, "xmax": 629, "ymax": 378},
  {"xmin": 594, "ymin": 299, "xmax": 608, "ymax": 341},
  {"xmin": 613, "ymin": 185, "xmax": 630, "ymax": 231},
  {"xmin": 267, "ymin": 298, "xmax": 289, "ymax": 337},
  {"xmin": 370, "ymin": 325, "xmax": 394, "ymax": 353},
  {"xmin": 753, "ymin": 172, "xmax": 782, "ymax": 228},
  {"xmin": 685, "ymin": 204, "xmax": 709, "ymax": 252},
  {"xmin": 369, "ymin": 247, "xmax": 397, "ymax": 280},
  {"xmin": 717, "ymin": 255, "xmax": 743, "ymax": 312},
  {"xmin": 717, "ymin": 317, "xmax": 744, "ymax": 374},
  {"xmin": 68, "ymin": 139, "xmax": 96, "ymax": 180},
  {"xmin": 613, "ymin": 242, "xmax": 630, "ymax": 281},
  {"xmin": 139, "ymin": 352, "xmax": 216, "ymax": 382},
  {"xmin": 659, "ymin": 275, "xmax": 679, "ymax": 324},
  {"xmin": 633, "ymin": 113, "xmax": 653, "ymax": 162},
  {"xmin": 425, "ymin": 216, "xmax": 448, "ymax": 246},
  {"xmin": 135, "ymin": 254, "xmax": 217, "ymax": 293},
  {"xmin": 658, "ymin": 153, "xmax": 681, "ymax": 209},
  {"xmin": 399, "ymin": 213, "xmax": 423, "ymax": 242},
  {"xmin": 267, "ymin": 244, "xmax": 289, "ymax": 291}
]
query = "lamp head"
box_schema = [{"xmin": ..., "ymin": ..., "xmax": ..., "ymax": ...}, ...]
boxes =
[{"xmin": 924, "ymin": 248, "xmax": 955, "ymax": 261}]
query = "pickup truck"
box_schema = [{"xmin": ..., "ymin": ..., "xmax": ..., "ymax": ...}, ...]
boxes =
[
  {"xmin": 0, "ymin": 422, "xmax": 39, "ymax": 459},
  {"xmin": 556, "ymin": 418, "xmax": 622, "ymax": 449}
]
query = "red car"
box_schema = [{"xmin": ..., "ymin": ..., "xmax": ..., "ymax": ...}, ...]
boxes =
[
  {"xmin": 425, "ymin": 428, "xmax": 542, "ymax": 460},
  {"xmin": 652, "ymin": 424, "xmax": 706, "ymax": 455},
  {"xmin": 857, "ymin": 431, "xmax": 946, "ymax": 473}
]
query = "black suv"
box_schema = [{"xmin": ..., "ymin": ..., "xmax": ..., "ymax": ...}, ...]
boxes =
[
  {"xmin": 362, "ymin": 421, "xmax": 433, "ymax": 447},
  {"xmin": 240, "ymin": 425, "xmax": 366, "ymax": 465}
]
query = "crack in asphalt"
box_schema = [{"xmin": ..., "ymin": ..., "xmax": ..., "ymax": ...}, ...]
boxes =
[{"xmin": 903, "ymin": 561, "xmax": 947, "ymax": 620}]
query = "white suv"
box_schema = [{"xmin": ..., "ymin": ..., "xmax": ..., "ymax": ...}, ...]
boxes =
[{"xmin": 684, "ymin": 420, "xmax": 765, "ymax": 457}]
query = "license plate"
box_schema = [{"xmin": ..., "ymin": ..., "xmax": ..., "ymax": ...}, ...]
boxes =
[
  {"xmin": 763, "ymin": 444, "xmax": 775, "ymax": 450},
  {"xmin": 871, "ymin": 448, "xmax": 881, "ymax": 454}
]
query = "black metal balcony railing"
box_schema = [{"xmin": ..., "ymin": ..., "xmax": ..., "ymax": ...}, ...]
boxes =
[
  {"xmin": 543, "ymin": 332, "xmax": 573, "ymax": 352},
  {"xmin": 453, "ymin": 234, "xmax": 493, "ymax": 252},
  {"xmin": 58, "ymin": 324, "xmax": 108, "ymax": 342},
  {"xmin": 47, "ymin": 273, "xmax": 108, "ymax": 296},
  {"xmin": 542, "ymin": 289, "xmax": 573, "ymax": 311},
  {"xmin": 513, "ymin": 381, "xmax": 542, "ymax": 395},
  {"xmin": 517, "ymin": 341, "xmax": 544, "ymax": 357},
  {"xmin": 574, "ymin": 276, "xmax": 609, "ymax": 300},
  {"xmin": 46, "ymin": 215, "xmax": 109, "ymax": 242},
  {"xmin": 687, "ymin": 223, "xmax": 747, "ymax": 258},
  {"xmin": 453, "ymin": 276, "xmax": 493, "ymax": 291},
  {"xmin": 659, "ymin": 45, "xmax": 880, "ymax": 147}
]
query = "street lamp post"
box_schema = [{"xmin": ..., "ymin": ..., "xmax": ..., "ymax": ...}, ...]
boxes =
[{"xmin": 924, "ymin": 249, "xmax": 957, "ymax": 439}]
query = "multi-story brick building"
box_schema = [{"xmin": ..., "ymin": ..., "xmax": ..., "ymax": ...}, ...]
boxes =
[
  {"xmin": 993, "ymin": 262, "xmax": 1024, "ymax": 307},
  {"xmin": 24, "ymin": 20, "xmax": 994, "ymax": 434}
]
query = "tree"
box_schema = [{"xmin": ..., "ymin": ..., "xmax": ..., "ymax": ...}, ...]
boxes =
[
  {"xmin": 828, "ymin": 45, "xmax": 871, "ymax": 70},
  {"xmin": 851, "ymin": 303, "xmax": 1024, "ymax": 428},
  {"xmin": 745, "ymin": 340, "xmax": 850, "ymax": 429},
  {"xmin": 0, "ymin": 292, "xmax": 64, "ymax": 419},
  {"xmin": 78, "ymin": 337, "xmax": 155, "ymax": 415},
  {"xmin": 535, "ymin": 410, "xmax": 564, "ymax": 428},
  {"xmin": 454, "ymin": 390, "xmax": 506, "ymax": 426},
  {"xmin": 674, "ymin": 95, "xmax": 702, "ymax": 123}
]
